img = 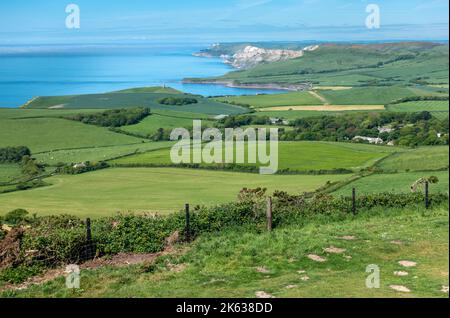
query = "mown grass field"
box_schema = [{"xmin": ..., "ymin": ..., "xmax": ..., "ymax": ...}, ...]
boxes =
[
  {"xmin": 24, "ymin": 91, "xmax": 248, "ymax": 115},
  {"xmin": 34, "ymin": 142, "xmax": 174, "ymax": 165},
  {"xmin": 334, "ymin": 170, "xmax": 449, "ymax": 196},
  {"xmin": 112, "ymin": 141, "xmax": 398, "ymax": 172},
  {"xmin": 386, "ymin": 100, "xmax": 449, "ymax": 113},
  {"xmin": 0, "ymin": 164, "xmax": 21, "ymax": 184},
  {"xmin": 0, "ymin": 168, "xmax": 350, "ymax": 217},
  {"xmin": 376, "ymin": 146, "xmax": 449, "ymax": 172},
  {"xmin": 120, "ymin": 110, "xmax": 213, "ymax": 137},
  {"xmin": 251, "ymin": 109, "xmax": 380, "ymax": 120},
  {"xmin": 318, "ymin": 86, "xmax": 439, "ymax": 105},
  {"xmin": 213, "ymin": 91, "xmax": 322, "ymax": 108},
  {"xmin": 0, "ymin": 117, "xmax": 144, "ymax": 153},
  {"xmin": 5, "ymin": 206, "xmax": 448, "ymax": 298}
]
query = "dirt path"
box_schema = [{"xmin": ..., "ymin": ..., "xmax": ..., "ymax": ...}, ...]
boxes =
[
  {"xmin": 0, "ymin": 246, "xmax": 185, "ymax": 293},
  {"xmin": 309, "ymin": 91, "xmax": 330, "ymax": 105}
]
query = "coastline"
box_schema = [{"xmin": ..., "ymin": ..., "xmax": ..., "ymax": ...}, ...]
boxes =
[{"xmin": 182, "ymin": 79, "xmax": 311, "ymax": 92}]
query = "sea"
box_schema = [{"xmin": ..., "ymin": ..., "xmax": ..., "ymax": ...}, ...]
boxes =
[{"xmin": 0, "ymin": 43, "xmax": 284, "ymax": 108}]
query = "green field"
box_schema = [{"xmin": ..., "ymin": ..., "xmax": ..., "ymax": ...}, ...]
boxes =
[
  {"xmin": 250, "ymin": 109, "xmax": 379, "ymax": 120},
  {"xmin": 34, "ymin": 142, "xmax": 174, "ymax": 165},
  {"xmin": 120, "ymin": 110, "xmax": 213, "ymax": 137},
  {"xmin": 0, "ymin": 168, "xmax": 350, "ymax": 217},
  {"xmin": 334, "ymin": 171, "xmax": 449, "ymax": 196},
  {"xmin": 317, "ymin": 86, "xmax": 442, "ymax": 105},
  {"xmin": 0, "ymin": 108, "xmax": 105, "ymax": 120},
  {"xmin": 387, "ymin": 100, "xmax": 449, "ymax": 113},
  {"xmin": 213, "ymin": 92, "xmax": 322, "ymax": 108},
  {"xmin": 376, "ymin": 147, "xmax": 449, "ymax": 172},
  {"xmin": 24, "ymin": 89, "xmax": 248, "ymax": 115},
  {"xmin": 7, "ymin": 206, "xmax": 448, "ymax": 298},
  {"xmin": 0, "ymin": 164, "xmax": 22, "ymax": 184},
  {"xmin": 112, "ymin": 141, "xmax": 398, "ymax": 172},
  {"xmin": 194, "ymin": 44, "xmax": 450, "ymax": 87},
  {"xmin": 0, "ymin": 117, "xmax": 144, "ymax": 153}
]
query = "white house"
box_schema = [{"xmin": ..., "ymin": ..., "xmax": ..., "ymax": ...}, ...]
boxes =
[{"xmin": 353, "ymin": 136, "xmax": 384, "ymax": 144}]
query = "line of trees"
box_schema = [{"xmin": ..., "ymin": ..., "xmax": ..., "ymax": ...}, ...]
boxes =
[
  {"xmin": 158, "ymin": 97, "xmax": 198, "ymax": 106},
  {"xmin": 0, "ymin": 146, "xmax": 31, "ymax": 163},
  {"xmin": 66, "ymin": 107, "xmax": 151, "ymax": 127},
  {"xmin": 218, "ymin": 112, "xmax": 449, "ymax": 147}
]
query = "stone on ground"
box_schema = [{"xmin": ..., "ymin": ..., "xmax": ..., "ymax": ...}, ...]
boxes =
[
  {"xmin": 390, "ymin": 285, "xmax": 411, "ymax": 293},
  {"xmin": 256, "ymin": 266, "xmax": 270, "ymax": 274},
  {"xmin": 323, "ymin": 246, "xmax": 346, "ymax": 254},
  {"xmin": 256, "ymin": 291, "xmax": 275, "ymax": 298},
  {"xmin": 307, "ymin": 254, "xmax": 327, "ymax": 263},
  {"xmin": 394, "ymin": 271, "xmax": 409, "ymax": 277},
  {"xmin": 398, "ymin": 260, "xmax": 417, "ymax": 268}
]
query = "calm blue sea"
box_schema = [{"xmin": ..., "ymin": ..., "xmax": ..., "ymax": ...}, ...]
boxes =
[{"xmin": 0, "ymin": 44, "xmax": 283, "ymax": 108}]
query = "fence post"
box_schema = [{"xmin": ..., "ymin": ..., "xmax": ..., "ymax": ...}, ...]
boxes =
[
  {"xmin": 185, "ymin": 203, "xmax": 190, "ymax": 242},
  {"xmin": 86, "ymin": 218, "xmax": 92, "ymax": 242},
  {"xmin": 352, "ymin": 188, "xmax": 357, "ymax": 215},
  {"xmin": 425, "ymin": 181, "xmax": 429, "ymax": 209},
  {"xmin": 266, "ymin": 197, "xmax": 273, "ymax": 232}
]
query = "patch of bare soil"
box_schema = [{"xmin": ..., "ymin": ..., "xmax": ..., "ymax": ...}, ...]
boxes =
[
  {"xmin": 0, "ymin": 231, "xmax": 186, "ymax": 292},
  {"xmin": 441, "ymin": 286, "xmax": 449, "ymax": 293},
  {"xmin": 390, "ymin": 240, "xmax": 404, "ymax": 246}
]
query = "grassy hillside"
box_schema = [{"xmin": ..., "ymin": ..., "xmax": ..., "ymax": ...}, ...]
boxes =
[
  {"xmin": 334, "ymin": 171, "xmax": 449, "ymax": 196},
  {"xmin": 0, "ymin": 168, "xmax": 350, "ymax": 217},
  {"xmin": 214, "ymin": 92, "xmax": 322, "ymax": 108},
  {"xmin": 23, "ymin": 89, "xmax": 248, "ymax": 116},
  {"xmin": 112, "ymin": 141, "xmax": 398, "ymax": 172},
  {"xmin": 387, "ymin": 100, "xmax": 449, "ymax": 114},
  {"xmin": 318, "ymin": 86, "xmax": 439, "ymax": 105},
  {"xmin": 191, "ymin": 43, "xmax": 449, "ymax": 88},
  {"xmin": 34, "ymin": 142, "xmax": 174, "ymax": 165},
  {"xmin": 6, "ymin": 206, "xmax": 448, "ymax": 298},
  {"xmin": 0, "ymin": 164, "xmax": 21, "ymax": 184},
  {"xmin": 120, "ymin": 110, "xmax": 214, "ymax": 137},
  {"xmin": 376, "ymin": 147, "xmax": 449, "ymax": 172},
  {"xmin": 0, "ymin": 117, "xmax": 144, "ymax": 153}
]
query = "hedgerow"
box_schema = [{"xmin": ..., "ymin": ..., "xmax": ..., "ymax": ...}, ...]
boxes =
[{"xmin": 0, "ymin": 192, "xmax": 448, "ymax": 283}]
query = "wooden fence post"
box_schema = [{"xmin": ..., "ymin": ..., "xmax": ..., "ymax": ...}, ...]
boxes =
[
  {"xmin": 425, "ymin": 181, "xmax": 429, "ymax": 209},
  {"xmin": 266, "ymin": 197, "xmax": 273, "ymax": 232},
  {"xmin": 185, "ymin": 203, "xmax": 190, "ymax": 242},
  {"xmin": 86, "ymin": 218, "xmax": 92, "ymax": 242},
  {"xmin": 352, "ymin": 188, "xmax": 357, "ymax": 215}
]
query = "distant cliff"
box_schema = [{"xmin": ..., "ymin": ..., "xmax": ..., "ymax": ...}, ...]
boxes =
[{"xmin": 194, "ymin": 43, "xmax": 319, "ymax": 69}]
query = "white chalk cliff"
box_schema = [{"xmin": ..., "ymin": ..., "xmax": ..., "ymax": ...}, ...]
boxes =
[{"xmin": 222, "ymin": 45, "xmax": 319, "ymax": 69}]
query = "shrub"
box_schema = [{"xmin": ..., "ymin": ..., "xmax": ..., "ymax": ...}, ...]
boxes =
[
  {"xmin": 3, "ymin": 209, "xmax": 31, "ymax": 227},
  {"xmin": 66, "ymin": 107, "xmax": 151, "ymax": 127},
  {"xmin": 158, "ymin": 97, "xmax": 198, "ymax": 106},
  {"xmin": 0, "ymin": 146, "xmax": 31, "ymax": 163},
  {"xmin": 0, "ymin": 264, "xmax": 44, "ymax": 284}
]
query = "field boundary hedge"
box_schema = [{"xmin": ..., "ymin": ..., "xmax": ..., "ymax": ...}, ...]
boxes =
[{"xmin": 0, "ymin": 191, "xmax": 447, "ymax": 284}]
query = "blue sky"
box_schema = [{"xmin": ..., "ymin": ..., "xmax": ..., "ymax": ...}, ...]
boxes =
[{"xmin": 0, "ymin": 0, "xmax": 448, "ymax": 44}]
